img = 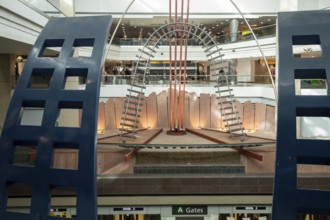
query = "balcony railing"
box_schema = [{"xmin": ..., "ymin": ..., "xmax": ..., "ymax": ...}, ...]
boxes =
[
  {"xmin": 113, "ymin": 24, "xmax": 276, "ymax": 46},
  {"xmin": 100, "ymin": 74, "xmax": 275, "ymax": 86}
]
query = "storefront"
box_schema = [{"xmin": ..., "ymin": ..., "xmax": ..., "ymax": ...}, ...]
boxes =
[{"xmin": 101, "ymin": 205, "xmax": 272, "ymax": 220}]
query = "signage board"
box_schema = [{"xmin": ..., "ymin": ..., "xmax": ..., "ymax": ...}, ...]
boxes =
[
  {"xmin": 113, "ymin": 207, "xmax": 144, "ymax": 211},
  {"xmin": 172, "ymin": 205, "xmax": 207, "ymax": 215}
]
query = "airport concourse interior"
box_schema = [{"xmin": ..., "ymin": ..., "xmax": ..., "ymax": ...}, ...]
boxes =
[{"xmin": 0, "ymin": 0, "xmax": 330, "ymax": 220}]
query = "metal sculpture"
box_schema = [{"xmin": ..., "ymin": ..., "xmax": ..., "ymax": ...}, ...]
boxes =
[
  {"xmin": 0, "ymin": 16, "xmax": 112, "ymax": 220},
  {"xmin": 273, "ymin": 10, "xmax": 330, "ymax": 219}
]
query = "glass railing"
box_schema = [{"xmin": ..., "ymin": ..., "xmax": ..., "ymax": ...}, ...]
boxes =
[
  {"xmin": 112, "ymin": 24, "xmax": 276, "ymax": 46},
  {"xmin": 300, "ymin": 79, "xmax": 327, "ymax": 89},
  {"xmin": 100, "ymin": 74, "xmax": 274, "ymax": 86}
]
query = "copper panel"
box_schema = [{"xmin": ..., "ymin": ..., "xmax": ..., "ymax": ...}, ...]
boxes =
[
  {"xmin": 104, "ymin": 99, "xmax": 117, "ymax": 130},
  {"xmin": 255, "ymin": 103, "xmax": 267, "ymax": 130},
  {"xmin": 146, "ymin": 92, "xmax": 158, "ymax": 128},
  {"xmin": 199, "ymin": 93, "xmax": 211, "ymax": 128},
  {"xmin": 114, "ymin": 98, "xmax": 125, "ymax": 129},
  {"xmin": 97, "ymin": 102, "xmax": 106, "ymax": 131},
  {"xmin": 157, "ymin": 91, "xmax": 168, "ymax": 128},
  {"xmin": 189, "ymin": 92, "xmax": 200, "ymax": 128},
  {"xmin": 265, "ymin": 105, "xmax": 276, "ymax": 131},
  {"xmin": 243, "ymin": 101, "xmax": 255, "ymax": 130}
]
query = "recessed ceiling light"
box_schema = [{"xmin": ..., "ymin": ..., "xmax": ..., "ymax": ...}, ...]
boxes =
[
  {"xmin": 212, "ymin": 27, "xmax": 215, "ymax": 29},
  {"xmin": 221, "ymin": 22, "xmax": 223, "ymax": 25},
  {"xmin": 216, "ymin": 24, "xmax": 219, "ymax": 27}
]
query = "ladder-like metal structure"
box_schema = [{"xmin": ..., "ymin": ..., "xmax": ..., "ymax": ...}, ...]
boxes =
[
  {"xmin": 212, "ymin": 68, "xmax": 245, "ymax": 140},
  {"xmin": 120, "ymin": 21, "xmax": 245, "ymax": 141}
]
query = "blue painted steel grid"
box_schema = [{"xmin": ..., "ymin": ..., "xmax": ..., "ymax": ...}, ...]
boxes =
[
  {"xmin": 273, "ymin": 11, "xmax": 330, "ymax": 219},
  {"xmin": 0, "ymin": 16, "xmax": 112, "ymax": 220}
]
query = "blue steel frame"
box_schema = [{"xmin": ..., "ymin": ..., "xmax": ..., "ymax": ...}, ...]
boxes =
[
  {"xmin": 273, "ymin": 11, "xmax": 330, "ymax": 219},
  {"xmin": 0, "ymin": 16, "xmax": 112, "ymax": 220}
]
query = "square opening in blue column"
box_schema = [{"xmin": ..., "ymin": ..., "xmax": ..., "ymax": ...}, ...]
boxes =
[
  {"xmin": 38, "ymin": 39, "xmax": 64, "ymax": 58},
  {"xmin": 19, "ymin": 100, "xmax": 46, "ymax": 126},
  {"xmin": 52, "ymin": 142, "xmax": 79, "ymax": 170},
  {"xmin": 294, "ymin": 69, "xmax": 327, "ymax": 95},
  {"xmin": 71, "ymin": 38, "xmax": 95, "ymax": 57},
  {"xmin": 63, "ymin": 68, "xmax": 88, "ymax": 90},
  {"xmin": 49, "ymin": 186, "xmax": 77, "ymax": 219},
  {"xmin": 6, "ymin": 182, "xmax": 32, "ymax": 214},
  {"xmin": 292, "ymin": 35, "xmax": 322, "ymax": 58},
  {"xmin": 296, "ymin": 107, "xmax": 330, "ymax": 140},
  {"xmin": 56, "ymin": 101, "xmax": 83, "ymax": 128},
  {"xmin": 13, "ymin": 140, "xmax": 38, "ymax": 167},
  {"xmin": 29, "ymin": 68, "xmax": 54, "ymax": 89}
]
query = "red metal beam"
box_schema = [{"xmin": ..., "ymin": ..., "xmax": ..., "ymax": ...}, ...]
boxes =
[
  {"xmin": 143, "ymin": 128, "xmax": 163, "ymax": 144},
  {"xmin": 233, "ymin": 147, "xmax": 263, "ymax": 161},
  {"xmin": 202, "ymin": 128, "xmax": 275, "ymax": 142},
  {"xmin": 186, "ymin": 128, "xmax": 227, "ymax": 144},
  {"xmin": 124, "ymin": 148, "xmax": 139, "ymax": 162},
  {"xmin": 124, "ymin": 128, "xmax": 163, "ymax": 162},
  {"xmin": 97, "ymin": 128, "xmax": 148, "ymax": 141},
  {"xmin": 186, "ymin": 128, "xmax": 263, "ymax": 161}
]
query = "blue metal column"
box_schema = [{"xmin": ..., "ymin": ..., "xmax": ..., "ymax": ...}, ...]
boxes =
[
  {"xmin": 0, "ymin": 16, "xmax": 112, "ymax": 220},
  {"xmin": 273, "ymin": 11, "xmax": 330, "ymax": 219}
]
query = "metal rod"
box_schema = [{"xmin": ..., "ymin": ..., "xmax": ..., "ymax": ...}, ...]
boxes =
[
  {"xmin": 169, "ymin": 0, "xmax": 173, "ymax": 130},
  {"xmin": 229, "ymin": 0, "xmax": 277, "ymax": 103},
  {"xmin": 174, "ymin": 0, "xmax": 178, "ymax": 129},
  {"xmin": 178, "ymin": 0, "xmax": 185, "ymax": 129},
  {"xmin": 105, "ymin": 0, "xmax": 135, "ymax": 62},
  {"xmin": 182, "ymin": 0, "xmax": 190, "ymax": 130}
]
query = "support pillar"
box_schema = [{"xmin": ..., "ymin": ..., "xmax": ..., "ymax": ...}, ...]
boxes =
[{"xmin": 229, "ymin": 19, "xmax": 239, "ymax": 42}]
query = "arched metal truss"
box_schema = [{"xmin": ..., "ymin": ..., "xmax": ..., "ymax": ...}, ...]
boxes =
[{"xmin": 119, "ymin": 21, "xmax": 245, "ymax": 141}]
